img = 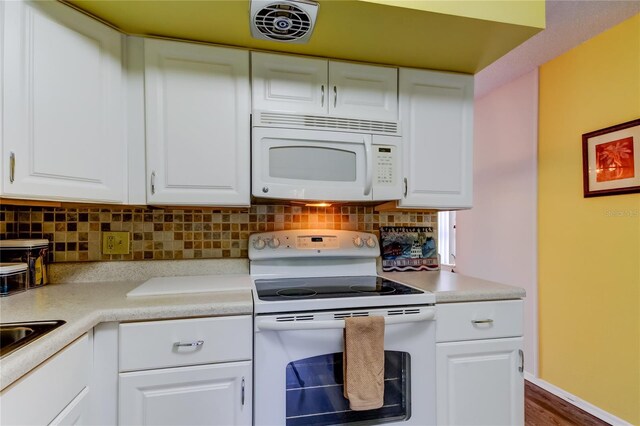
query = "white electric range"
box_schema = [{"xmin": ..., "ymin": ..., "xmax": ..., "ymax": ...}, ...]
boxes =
[{"xmin": 249, "ymin": 229, "xmax": 436, "ymax": 426}]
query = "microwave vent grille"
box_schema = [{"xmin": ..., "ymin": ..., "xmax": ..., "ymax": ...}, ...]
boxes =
[{"xmin": 257, "ymin": 112, "xmax": 399, "ymax": 135}]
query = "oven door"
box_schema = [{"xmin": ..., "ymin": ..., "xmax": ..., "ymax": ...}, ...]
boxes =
[
  {"xmin": 252, "ymin": 127, "xmax": 373, "ymax": 201},
  {"xmin": 254, "ymin": 306, "xmax": 436, "ymax": 426}
]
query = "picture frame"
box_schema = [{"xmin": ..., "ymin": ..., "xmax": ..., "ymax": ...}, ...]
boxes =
[{"xmin": 582, "ymin": 118, "xmax": 640, "ymax": 197}]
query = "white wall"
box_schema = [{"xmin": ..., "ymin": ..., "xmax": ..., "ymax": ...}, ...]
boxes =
[{"xmin": 456, "ymin": 69, "xmax": 539, "ymax": 375}]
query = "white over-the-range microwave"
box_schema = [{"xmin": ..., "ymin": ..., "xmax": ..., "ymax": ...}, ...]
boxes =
[{"xmin": 251, "ymin": 111, "xmax": 402, "ymax": 202}]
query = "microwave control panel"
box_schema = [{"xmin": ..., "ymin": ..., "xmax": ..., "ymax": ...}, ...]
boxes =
[{"xmin": 374, "ymin": 146, "xmax": 396, "ymax": 186}]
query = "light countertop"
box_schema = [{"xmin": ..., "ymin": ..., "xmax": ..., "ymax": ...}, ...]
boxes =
[
  {"xmin": 0, "ymin": 277, "xmax": 253, "ymax": 391},
  {"xmin": 380, "ymin": 270, "xmax": 526, "ymax": 302},
  {"xmin": 1, "ymin": 268, "xmax": 525, "ymax": 391}
]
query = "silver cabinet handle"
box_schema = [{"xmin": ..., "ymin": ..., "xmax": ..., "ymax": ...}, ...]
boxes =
[
  {"xmin": 241, "ymin": 377, "xmax": 246, "ymax": 406},
  {"xmin": 471, "ymin": 319, "xmax": 494, "ymax": 324},
  {"xmin": 333, "ymin": 85, "xmax": 337, "ymax": 108},
  {"xmin": 403, "ymin": 177, "xmax": 408, "ymax": 197},
  {"xmin": 150, "ymin": 171, "xmax": 156, "ymax": 195},
  {"xmin": 518, "ymin": 349, "xmax": 524, "ymax": 373},
  {"xmin": 173, "ymin": 340, "xmax": 204, "ymax": 347},
  {"xmin": 321, "ymin": 85, "xmax": 325, "ymax": 107},
  {"xmin": 9, "ymin": 152, "xmax": 15, "ymax": 183}
]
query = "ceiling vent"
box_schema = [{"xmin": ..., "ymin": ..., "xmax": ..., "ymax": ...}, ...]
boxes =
[{"xmin": 250, "ymin": 0, "xmax": 319, "ymax": 44}]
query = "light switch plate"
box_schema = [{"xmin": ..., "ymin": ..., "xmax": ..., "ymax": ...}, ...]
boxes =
[{"xmin": 102, "ymin": 231, "xmax": 130, "ymax": 255}]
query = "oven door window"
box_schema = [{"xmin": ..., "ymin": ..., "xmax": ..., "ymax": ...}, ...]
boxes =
[
  {"xmin": 269, "ymin": 146, "xmax": 357, "ymax": 182},
  {"xmin": 286, "ymin": 351, "xmax": 411, "ymax": 426}
]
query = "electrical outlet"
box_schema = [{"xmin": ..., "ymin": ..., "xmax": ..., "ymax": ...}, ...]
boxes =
[{"xmin": 102, "ymin": 231, "xmax": 130, "ymax": 255}]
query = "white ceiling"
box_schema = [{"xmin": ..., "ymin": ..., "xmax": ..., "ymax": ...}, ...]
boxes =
[{"xmin": 475, "ymin": 0, "xmax": 640, "ymax": 98}]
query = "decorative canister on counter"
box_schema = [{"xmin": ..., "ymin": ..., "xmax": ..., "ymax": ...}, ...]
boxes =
[
  {"xmin": 0, "ymin": 263, "xmax": 28, "ymax": 296},
  {"xmin": 0, "ymin": 239, "xmax": 50, "ymax": 288}
]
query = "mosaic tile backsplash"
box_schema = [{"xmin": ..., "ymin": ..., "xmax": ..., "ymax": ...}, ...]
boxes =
[{"xmin": 0, "ymin": 205, "xmax": 436, "ymax": 262}]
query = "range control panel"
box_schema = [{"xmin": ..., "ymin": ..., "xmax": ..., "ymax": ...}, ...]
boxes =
[
  {"xmin": 295, "ymin": 235, "xmax": 339, "ymax": 249},
  {"xmin": 248, "ymin": 229, "xmax": 379, "ymax": 260}
]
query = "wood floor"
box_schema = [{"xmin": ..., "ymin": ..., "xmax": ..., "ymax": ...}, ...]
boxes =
[{"xmin": 525, "ymin": 380, "xmax": 610, "ymax": 426}]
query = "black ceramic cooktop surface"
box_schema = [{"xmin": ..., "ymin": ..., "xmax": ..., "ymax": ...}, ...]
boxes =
[{"xmin": 254, "ymin": 275, "xmax": 422, "ymax": 301}]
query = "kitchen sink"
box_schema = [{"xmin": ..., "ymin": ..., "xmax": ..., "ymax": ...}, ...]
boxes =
[{"xmin": 0, "ymin": 320, "xmax": 66, "ymax": 358}]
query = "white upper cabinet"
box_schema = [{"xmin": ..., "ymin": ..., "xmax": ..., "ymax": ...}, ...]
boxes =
[
  {"xmin": 252, "ymin": 52, "xmax": 398, "ymax": 121},
  {"xmin": 144, "ymin": 39, "xmax": 250, "ymax": 206},
  {"xmin": 1, "ymin": 0, "xmax": 126, "ymax": 203},
  {"xmin": 329, "ymin": 61, "xmax": 398, "ymax": 121},
  {"xmin": 399, "ymin": 68, "xmax": 473, "ymax": 209},
  {"xmin": 251, "ymin": 52, "xmax": 327, "ymax": 115}
]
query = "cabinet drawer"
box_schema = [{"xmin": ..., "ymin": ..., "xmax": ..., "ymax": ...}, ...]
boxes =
[
  {"xmin": 119, "ymin": 316, "xmax": 252, "ymax": 372},
  {"xmin": 436, "ymin": 300, "xmax": 523, "ymax": 342}
]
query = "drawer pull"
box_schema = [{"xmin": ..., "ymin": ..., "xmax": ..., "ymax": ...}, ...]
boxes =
[
  {"xmin": 471, "ymin": 319, "xmax": 494, "ymax": 325},
  {"xmin": 173, "ymin": 340, "xmax": 204, "ymax": 348}
]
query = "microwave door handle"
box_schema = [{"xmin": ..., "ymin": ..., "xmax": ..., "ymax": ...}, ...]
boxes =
[
  {"xmin": 363, "ymin": 138, "xmax": 373, "ymax": 196},
  {"xmin": 256, "ymin": 309, "xmax": 435, "ymax": 331}
]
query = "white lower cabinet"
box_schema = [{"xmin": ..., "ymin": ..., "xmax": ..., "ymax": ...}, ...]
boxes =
[
  {"xmin": 436, "ymin": 300, "xmax": 524, "ymax": 426},
  {"xmin": 117, "ymin": 315, "xmax": 253, "ymax": 426},
  {"xmin": 0, "ymin": 334, "xmax": 91, "ymax": 426},
  {"xmin": 436, "ymin": 337, "xmax": 524, "ymax": 426},
  {"xmin": 50, "ymin": 387, "xmax": 91, "ymax": 426},
  {"xmin": 119, "ymin": 362, "xmax": 251, "ymax": 426}
]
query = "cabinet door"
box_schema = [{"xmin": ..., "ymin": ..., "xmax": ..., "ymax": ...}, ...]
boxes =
[
  {"xmin": 329, "ymin": 62, "xmax": 398, "ymax": 121},
  {"xmin": 119, "ymin": 361, "xmax": 252, "ymax": 426},
  {"xmin": 251, "ymin": 52, "xmax": 327, "ymax": 115},
  {"xmin": 436, "ymin": 337, "xmax": 524, "ymax": 426},
  {"xmin": 145, "ymin": 39, "xmax": 250, "ymax": 206},
  {"xmin": 49, "ymin": 387, "xmax": 89, "ymax": 426},
  {"xmin": 0, "ymin": 334, "xmax": 90, "ymax": 426},
  {"xmin": 398, "ymin": 68, "xmax": 473, "ymax": 209},
  {"xmin": 1, "ymin": 0, "xmax": 126, "ymax": 203}
]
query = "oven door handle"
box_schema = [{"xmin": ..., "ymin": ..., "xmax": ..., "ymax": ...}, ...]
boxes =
[{"xmin": 256, "ymin": 310, "xmax": 435, "ymax": 331}]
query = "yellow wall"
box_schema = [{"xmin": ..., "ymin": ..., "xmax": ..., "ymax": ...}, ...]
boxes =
[
  {"xmin": 539, "ymin": 14, "xmax": 640, "ymax": 424},
  {"xmin": 359, "ymin": 0, "xmax": 545, "ymax": 28}
]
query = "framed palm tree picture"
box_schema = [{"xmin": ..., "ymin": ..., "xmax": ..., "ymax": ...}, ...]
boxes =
[{"xmin": 582, "ymin": 118, "xmax": 640, "ymax": 197}]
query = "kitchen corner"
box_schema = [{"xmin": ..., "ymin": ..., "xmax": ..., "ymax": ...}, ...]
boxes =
[{"xmin": 0, "ymin": 259, "xmax": 255, "ymax": 391}]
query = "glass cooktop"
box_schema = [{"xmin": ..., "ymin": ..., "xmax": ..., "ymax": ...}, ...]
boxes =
[{"xmin": 254, "ymin": 275, "xmax": 422, "ymax": 301}]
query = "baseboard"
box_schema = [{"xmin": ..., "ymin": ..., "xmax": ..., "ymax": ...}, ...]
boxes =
[{"xmin": 524, "ymin": 373, "xmax": 631, "ymax": 425}]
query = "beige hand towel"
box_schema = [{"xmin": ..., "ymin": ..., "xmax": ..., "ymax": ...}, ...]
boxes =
[{"xmin": 343, "ymin": 316, "xmax": 385, "ymax": 411}]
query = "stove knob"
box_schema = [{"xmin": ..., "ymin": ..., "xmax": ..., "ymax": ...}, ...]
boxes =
[
  {"xmin": 253, "ymin": 237, "xmax": 266, "ymax": 250},
  {"xmin": 353, "ymin": 236, "xmax": 364, "ymax": 248},
  {"xmin": 365, "ymin": 237, "xmax": 377, "ymax": 248},
  {"xmin": 268, "ymin": 237, "xmax": 281, "ymax": 249}
]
